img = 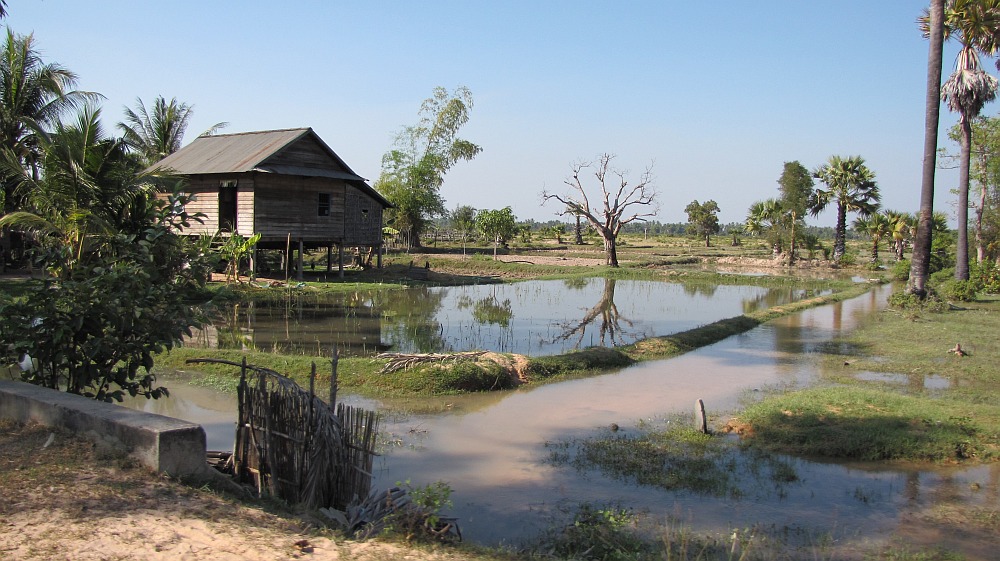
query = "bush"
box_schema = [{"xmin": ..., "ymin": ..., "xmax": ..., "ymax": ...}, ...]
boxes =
[
  {"xmin": 531, "ymin": 503, "xmax": 650, "ymax": 561},
  {"xmin": 888, "ymin": 290, "xmax": 948, "ymax": 313},
  {"xmin": 939, "ymin": 279, "xmax": 978, "ymax": 302},
  {"xmin": 890, "ymin": 259, "xmax": 910, "ymax": 281},
  {"xmin": 971, "ymin": 260, "xmax": 1000, "ymax": 293}
]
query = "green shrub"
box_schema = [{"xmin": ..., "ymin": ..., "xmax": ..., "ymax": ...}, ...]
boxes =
[
  {"xmin": 888, "ymin": 290, "xmax": 948, "ymax": 313},
  {"xmin": 890, "ymin": 258, "xmax": 910, "ymax": 281},
  {"xmin": 532, "ymin": 503, "xmax": 650, "ymax": 561},
  {"xmin": 971, "ymin": 260, "xmax": 1000, "ymax": 293},
  {"xmin": 939, "ymin": 279, "xmax": 978, "ymax": 302}
]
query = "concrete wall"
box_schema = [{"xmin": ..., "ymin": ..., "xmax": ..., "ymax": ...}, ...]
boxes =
[{"xmin": 0, "ymin": 379, "xmax": 209, "ymax": 478}]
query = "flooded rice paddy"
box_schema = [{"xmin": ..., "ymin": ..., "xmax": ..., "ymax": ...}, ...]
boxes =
[
  {"xmin": 187, "ymin": 278, "xmax": 826, "ymax": 356},
  {"xmin": 133, "ymin": 281, "xmax": 999, "ymax": 556}
]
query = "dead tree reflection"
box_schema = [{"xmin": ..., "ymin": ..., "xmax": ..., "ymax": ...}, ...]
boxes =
[{"xmin": 552, "ymin": 278, "xmax": 639, "ymax": 349}]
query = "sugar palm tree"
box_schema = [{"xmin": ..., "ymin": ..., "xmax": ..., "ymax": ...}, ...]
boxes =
[
  {"xmin": 884, "ymin": 210, "xmax": 914, "ymax": 261},
  {"xmin": 938, "ymin": 0, "xmax": 1000, "ymax": 280},
  {"xmin": 745, "ymin": 198, "xmax": 800, "ymax": 262},
  {"xmin": 809, "ymin": 155, "xmax": 880, "ymax": 262},
  {"xmin": 911, "ymin": 0, "xmax": 947, "ymax": 297},
  {"xmin": 119, "ymin": 95, "xmax": 227, "ymax": 166},
  {"xmin": 853, "ymin": 212, "xmax": 893, "ymax": 266}
]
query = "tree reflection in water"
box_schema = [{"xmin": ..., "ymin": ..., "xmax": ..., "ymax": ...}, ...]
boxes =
[{"xmin": 552, "ymin": 278, "xmax": 641, "ymax": 349}]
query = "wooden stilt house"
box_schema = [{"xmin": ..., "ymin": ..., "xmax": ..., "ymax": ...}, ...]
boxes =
[{"xmin": 148, "ymin": 128, "xmax": 391, "ymax": 277}]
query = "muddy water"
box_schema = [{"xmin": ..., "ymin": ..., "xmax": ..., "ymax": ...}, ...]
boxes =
[{"xmin": 129, "ymin": 284, "xmax": 999, "ymax": 554}]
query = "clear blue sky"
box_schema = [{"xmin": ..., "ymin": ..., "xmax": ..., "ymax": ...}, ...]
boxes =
[{"xmin": 6, "ymin": 1, "xmax": 977, "ymax": 227}]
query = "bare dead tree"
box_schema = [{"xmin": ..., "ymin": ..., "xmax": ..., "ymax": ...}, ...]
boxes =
[{"xmin": 542, "ymin": 154, "xmax": 659, "ymax": 267}]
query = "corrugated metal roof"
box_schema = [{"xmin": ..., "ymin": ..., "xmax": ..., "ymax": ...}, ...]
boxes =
[
  {"xmin": 146, "ymin": 127, "xmax": 393, "ymax": 208},
  {"xmin": 148, "ymin": 128, "xmax": 312, "ymax": 174}
]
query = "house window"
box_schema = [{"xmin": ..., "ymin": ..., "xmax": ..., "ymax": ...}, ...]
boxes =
[
  {"xmin": 318, "ymin": 193, "xmax": 331, "ymax": 217},
  {"xmin": 219, "ymin": 180, "xmax": 238, "ymax": 232},
  {"xmin": 361, "ymin": 209, "xmax": 369, "ymax": 221}
]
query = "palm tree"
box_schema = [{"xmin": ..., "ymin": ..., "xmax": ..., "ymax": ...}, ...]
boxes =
[
  {"xmin": 809, "ymin": 155, "xmax": 881, "ymax": 262},
  {"xmin": 911, "ymin": 0, "xmax": 947, "ymax": 297},
  {"xmin": 745, "ymin": 198, "xmax": 799, "ymax": 262},
  {"xmin": 853, "ymin": 212, "xmax": 893, "ymax": 266},
  {"xmin": 118, "ymin": 95, "xmax": 226, "ymax": 166},
  {"xmin": 0, "ymin": 105, "xmax": 150, "ymax": 274},
  {"xmin": 939, "ymin": 0, "xmax": 1000, "ymax": 280},
  {"xmin": 884, "ymin": 210, "xmax": 915, "ymax": 261},
  {"xmin": 0, "ymin": 29, "xmax": 96, "ymax": 211}
]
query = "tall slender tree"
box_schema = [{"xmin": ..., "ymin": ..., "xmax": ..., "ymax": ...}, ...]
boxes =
[
  {"xmin": 911, "ymin": 0, "xmax": 947, "ymax": 297},
  {"xmin": 809, "ymin": 155, "xmax": 880, "ymax": 262},
  {"xmin": 375, "ymin": 86, "xmax": 481, "ymax": 248}
]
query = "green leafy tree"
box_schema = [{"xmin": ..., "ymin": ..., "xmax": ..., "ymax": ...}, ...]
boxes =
[
  {"xmin": 684, "ymin": 199, "xmax": 720, "ymax": 247},
  {"xmin": 449, "ymin": 204, "xmax": 476, "ymax": 256},
  {"xmin": 542, "ymin": 153, "xmax": 658, "ymax": 267},
  {"xmin": 375, "ymin": 86, "xmax": 481, "ymax": 248},
  {"xmin": 119, "ymin": 95, "xmax": 227, "ymax": 166},
  {"xmin": 475, "ymin": 206, "xmax": 517, "ymax": 260},
  {"xmin": 777, "ymin": 161, "xmax": 814, "ymax": 217},
  {"xmin": 911, "ymin": 0, "xmax": 947, "ymax": 297},
  {"xmin": 809, "ymin": 155, "xmax": 881, "ymax": 262}
]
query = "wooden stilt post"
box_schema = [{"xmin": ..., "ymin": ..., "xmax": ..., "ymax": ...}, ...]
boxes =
[
  {"xmin": 338, "ymin": 244, "xmax": 345, "ymax": 278},
  {"xmin": 297, "ymin": 238, "xmax": 304, "ymax": 281},
  {"xmin": 326, "ymin": 244, "xmax": 333, "ymax": 273}
]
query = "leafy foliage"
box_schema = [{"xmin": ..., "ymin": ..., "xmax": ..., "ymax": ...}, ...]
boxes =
[
  {"xmin": 0, "ymin": 190, "xmax": 214, "ymax": 401},
  {"xmin": 474, "ymin": 206, "xmax": 517, "ymax": 259},
  {"xmin": 684, "ymin": 199, "xmax": 720, "ymax": 247},
  {"xmin": 375, "ymin": 86, "xmax": 481, "ymax": 247}
]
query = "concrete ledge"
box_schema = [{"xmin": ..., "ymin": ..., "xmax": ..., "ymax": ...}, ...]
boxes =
[{"xmin": 0, "ymin": 379, "xmax": 208, "ymax": 478}]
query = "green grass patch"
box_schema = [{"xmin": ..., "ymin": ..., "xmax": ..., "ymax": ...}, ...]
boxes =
[
  {"xmin": 548, "ymin": 424, "xmax": 799, "ymax": 499},
  {"xmin": 735, "ymin": 386, "xmax": 1000, "ymax": 463}
]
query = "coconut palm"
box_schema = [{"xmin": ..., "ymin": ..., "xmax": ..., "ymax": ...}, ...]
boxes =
[
  {"xmin": 809, "ymin": 155, "xmax": 880, "ymax": 262},
  {"xmin": 0, "ymin": 105, "xmax": 150, "ymax": 273},
  {"xmin": 853, "ymin": 212, "xmax": 893, "ymax": 266},
  {"xmin": 119, "ymin": 95, "xmax": 227, "ymax": 166},
  {"xmin": 938, "ymin": 0, "xmax": 1000, "ymax": 280},
  {"xmin": 0, "ymin": 29, "xmax": 97, "ymax": 211}
]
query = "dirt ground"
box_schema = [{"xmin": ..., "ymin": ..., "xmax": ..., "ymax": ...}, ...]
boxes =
[{"xmin": 0, "ymin": 421, "xmax": 482, "ymax": 561}]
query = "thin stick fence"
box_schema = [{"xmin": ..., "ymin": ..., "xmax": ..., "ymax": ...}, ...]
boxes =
[{"xmin": 187, "ymin": 355, "xmax": 379, "ymax": 510}]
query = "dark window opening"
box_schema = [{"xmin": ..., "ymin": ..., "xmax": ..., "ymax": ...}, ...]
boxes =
[
  {"xmin": 361, "ymin": 208, "xmax": 369, "ymax": 221},
  {"xmin": 318, "ymin": 193, "xmax": 331, "ymax": 217},
  {"xmin": 219, "ymin": 180, "xmax": 237, "ymax": 232}
]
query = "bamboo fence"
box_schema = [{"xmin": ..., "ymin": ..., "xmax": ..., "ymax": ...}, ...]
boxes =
[{"xmin": 187, "ymin": 355, "xmax": 379, "ymax": 510}]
